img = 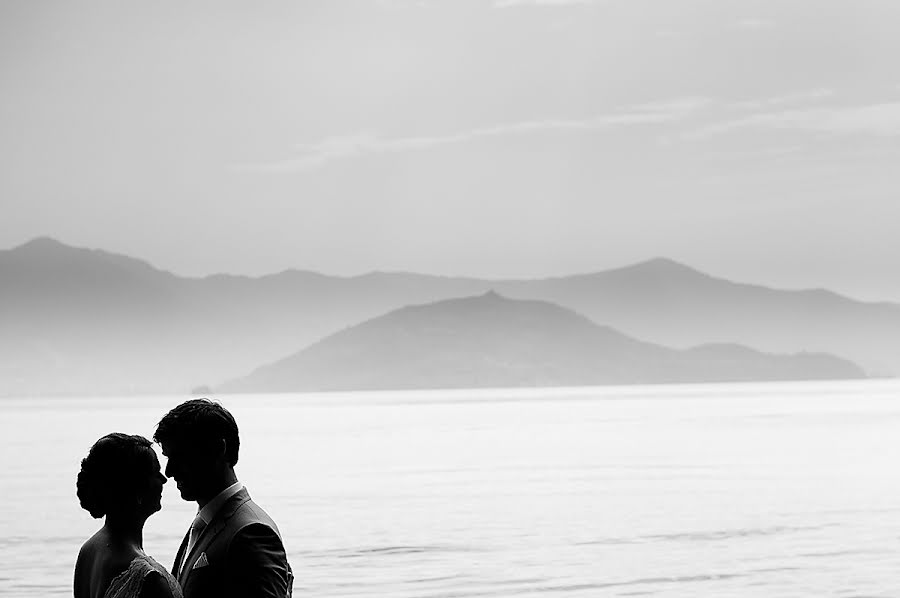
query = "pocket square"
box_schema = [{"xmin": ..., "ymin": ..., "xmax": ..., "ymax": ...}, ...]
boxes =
[{"xmin": 192, "ymin": 552, "xmax": 209, "ymax": 569}]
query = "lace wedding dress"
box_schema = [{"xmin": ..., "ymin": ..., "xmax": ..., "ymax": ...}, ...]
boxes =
[{"xmin": 104, "ymin": 555, "xmax": 183, "ymax": 598}]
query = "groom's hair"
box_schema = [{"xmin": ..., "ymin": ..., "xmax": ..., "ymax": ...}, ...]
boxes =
[{"xmin": 153, "ymin": 398, "xmax": 240, "ymax": 466}]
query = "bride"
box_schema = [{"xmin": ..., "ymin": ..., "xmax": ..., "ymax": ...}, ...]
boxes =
[{"xmin": 74, "ymin": 433, "xmax": 182, "ymax": 598}]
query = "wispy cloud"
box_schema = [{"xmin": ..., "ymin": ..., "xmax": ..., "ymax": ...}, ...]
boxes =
[
  {"xmin": 734, "ymin": 18, "xmax": 776, "ymax": 30},
  {"xmin": 691, "ymin": 102, "xmax": 900, "ymax": 139},
  {"xmin": 494, "ymin": 0, "xmax": 601, "ymax": 7},
  {"xmin": 733, "ymin": 89, "xmax": 835, "ymax": 111},
  {"xmin": 248, "ymin": 98, "xmax": 709, "ymax": 172},
  {"xmin": 630, "ymin": 96, "xmax": 713, "ymax": 115}
]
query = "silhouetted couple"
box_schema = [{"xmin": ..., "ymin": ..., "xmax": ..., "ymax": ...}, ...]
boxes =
[{"xmin": 74, "ymin": 399, "xmax": 293, "ymax": 598}]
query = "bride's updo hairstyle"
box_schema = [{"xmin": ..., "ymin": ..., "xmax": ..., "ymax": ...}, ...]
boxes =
[{"xmin": 76, "ymin": 433, "xmax": 157, "ymax": 518}]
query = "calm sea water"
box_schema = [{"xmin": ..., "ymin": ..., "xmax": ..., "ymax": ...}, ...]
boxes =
[{"xmin": 4, "ymin": 380, "xmax": 900, "ymax": 597}]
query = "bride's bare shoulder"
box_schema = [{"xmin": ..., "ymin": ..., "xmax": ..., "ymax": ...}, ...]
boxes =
[
  {"xmin": 74, "ymin": 530, "xmax": 105, "ymax": 598},
  {"xmin": 74, "ymin": 530, "xmax": 140, "ymax": 598}
]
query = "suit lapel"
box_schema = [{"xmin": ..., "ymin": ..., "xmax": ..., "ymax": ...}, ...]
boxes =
[
  {"xmin": 178, "ymin": 488, "xmax": 252, "ymax": 586},
  {"xmin": 173, "ymin": 529, "xmax": 190, "ymax": 583}
]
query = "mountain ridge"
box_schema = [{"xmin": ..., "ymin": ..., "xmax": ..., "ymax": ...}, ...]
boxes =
[
  {"xmin": 1, "ymin": 237, "xmax": 896, "ymax": 395},
  {"xmin": 6, "ymin": 237, "xmax": 884, "ymax": 301},
  {"xmin": 218, "ymin": 292, "xmax": 865, "ymax": 393}
]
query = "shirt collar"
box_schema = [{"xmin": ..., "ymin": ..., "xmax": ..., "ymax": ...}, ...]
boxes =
[{"xmin": 197, "ymin": 480, "xmax": 244, "ymax": 524}]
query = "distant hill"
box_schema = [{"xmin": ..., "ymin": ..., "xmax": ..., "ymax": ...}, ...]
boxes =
[
  {"xmin": 218, "ymin": 293, "xmax": 865, "ymax": 393},
  {"xmin": 0, "ymin": 237, "xmax": 893, "ymax": 395},
  {"xmin": 491, "ymin": 258, "xmax": 900, "ymax": 378}
]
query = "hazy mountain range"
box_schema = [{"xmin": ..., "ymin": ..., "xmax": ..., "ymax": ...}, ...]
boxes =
[
  {"xmin": 219, "ymin": 292, "xmax": 863, "ymax": 393},
  {"xmin": 1, "ymin": 237, "xmax": 894, "ymax": 396}
]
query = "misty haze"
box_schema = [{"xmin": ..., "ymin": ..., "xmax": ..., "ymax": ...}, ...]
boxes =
[
  {"xmin": 3, "ymin": 2, "xmax": 900, "ymax": 597},
  {"xmin": 0, "ymin": 236, "xmax": 881, "ymax": 396}
]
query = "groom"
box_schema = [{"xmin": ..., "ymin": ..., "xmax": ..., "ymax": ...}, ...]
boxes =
[{"xmin": 154, "ymin": 399, "xmax": 292, "ymax": 598}]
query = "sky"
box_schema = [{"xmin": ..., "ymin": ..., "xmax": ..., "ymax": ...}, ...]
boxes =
[{"xmin": 2, "ymin": 0, "xmax": 900, "ymax": 301}]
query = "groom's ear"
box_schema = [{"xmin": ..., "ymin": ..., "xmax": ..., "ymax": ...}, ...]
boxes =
[
  {"xmin": 198, "ymin": 438, "xmax": 228, "ymax": 463},
  {"xmin": 216, "ymin": 438, "xmax": 229, "ymax": 462}
]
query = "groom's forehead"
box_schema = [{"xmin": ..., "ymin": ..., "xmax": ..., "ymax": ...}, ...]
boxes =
[
  {"xmin": 160, "ymin": 438, "xmax": 206, "ymax": 458},
  {"xmin": 160, "ymin": 438, "xmax": 187, "ymax": 457}
]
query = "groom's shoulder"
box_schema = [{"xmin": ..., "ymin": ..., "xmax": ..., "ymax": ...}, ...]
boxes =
[
  {"xmin": 227, "ymin": 493, "xmax": 281, "ymax": 533},
  {"xmin": 239, "ymin": 498, "xmax": 281, "ymax": 530},
  {"xmin": 227, "ymin": 498, "xmax": 288, "ymax": 559}
]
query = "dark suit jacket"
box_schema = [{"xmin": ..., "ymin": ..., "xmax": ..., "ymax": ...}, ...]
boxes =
[{"xmin": 174, "ymin": 488, "xmax": 293, "ymax": 598}]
